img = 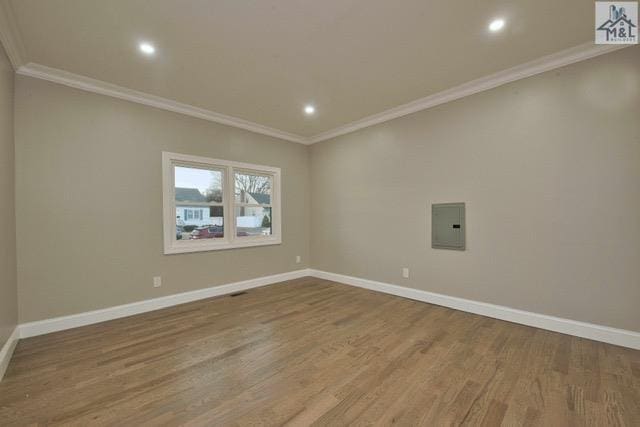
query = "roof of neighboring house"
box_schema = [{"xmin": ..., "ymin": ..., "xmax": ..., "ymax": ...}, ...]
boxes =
[
  {"xmin": 175, "ymin": 187, "xmax": 207, "ymax": 202},
  {"xmin": 248, "ymin": 192, "xmax": 271, "ymax": 205}
]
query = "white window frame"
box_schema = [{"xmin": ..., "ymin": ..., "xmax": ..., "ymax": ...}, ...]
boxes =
[{"xmin": 163, "ymin": 152, "xmax": 282, "ymax": 254}]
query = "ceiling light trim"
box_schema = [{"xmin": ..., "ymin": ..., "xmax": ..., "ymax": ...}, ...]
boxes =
[
  {"xmin": 308, "ymin": 43, "xmax": 630, "ymax": 144},
  {"xmin": 138, "ymin": 42, "xmax": 156, "ymax": 55},
  {"xmin": 0, "ymin": 0, "xmax": 27, "ymax": 69},
  {"xmin": 16, "ymin": 63, "xmax": 308, "ymax": 144},
  {"xmin": 489, "ymin": 18, "xmax": 506, "ymax": 32}
]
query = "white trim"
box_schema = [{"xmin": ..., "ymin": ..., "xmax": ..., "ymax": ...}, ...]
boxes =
[
  {"xmin": 162, "ymin": 151, "xmax": 282, "ymax": 255},
  {"xmin": 19, "ymin": 269, "xmax": 312, "ymax": 339},
  {"xmin": 12, "ymin": 268, "xmax": 640, "ymax": 351},
  {"xmin": 308, "ymin": 269, "xmax": 640, "ymax": 350},
  {"xmin": 10, "ymin": 44, "xmax": 630, "ymax": 145},
  {"xmin": 307, "ymin": 43, "xmax": 630, "ymax": 143},
  {"xmin": 16, "ymin": 63, "xmax": 307, "ymax": 144},
  {"xmin": 0, "ymin": 326, "xmax": 19, "ymax": 381},
  {"xmin": 0, "ymin": 0, "xmax": 27, "ymax": 69}
]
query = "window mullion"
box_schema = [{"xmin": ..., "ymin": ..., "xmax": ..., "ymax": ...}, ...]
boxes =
[{"xmin": 227, "ymin": 166, "xmax": 236, "ymax": 244}]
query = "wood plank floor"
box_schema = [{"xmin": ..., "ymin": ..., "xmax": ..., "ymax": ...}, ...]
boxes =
[{"xmin": 1, "ymin": 277, "xmax": 639, "ymax": 426}]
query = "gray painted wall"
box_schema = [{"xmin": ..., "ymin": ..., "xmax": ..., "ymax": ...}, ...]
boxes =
[
  {"xmin": 310, "ymin": 46, "xmax": 640, "ymax": 331},
  {"xmin": 15, "ymin": 76, "xmax": 310, "ymax": 322},
  {"xmin": 11, "ymin": 45, "xmax": 640, "ymax": 333},
  {"xmin": 0, "ymin": 43, "xmax": 17, "ymax": 346}
]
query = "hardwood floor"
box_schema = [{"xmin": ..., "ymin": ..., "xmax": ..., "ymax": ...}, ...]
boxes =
[{"xmin": 1, "ymin": 277, "xmax": 639, "ymax": 426}]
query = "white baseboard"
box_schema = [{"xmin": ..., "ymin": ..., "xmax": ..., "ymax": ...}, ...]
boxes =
[
  {"xmin": 12, "ymin": 267, "xmax": 640, "ymax": 352},
  {"xmin": 19, "ymin": 269, "xmax": 312, "ymax": 339},
  {"xmin": 308, "ymin": 269, "xmax": 640, "ymax": 350},
  {"xmin": 0, "ymin": 326, "xmax": 19, "ymax": 381}
]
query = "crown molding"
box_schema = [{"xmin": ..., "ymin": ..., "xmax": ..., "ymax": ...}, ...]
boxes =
[
  {"xmin": 16, "ymin": 63, "xmax": 309, "ymax": 144},
  {"xmin": 0, "ymin": 0, "xmax": 27, "ymax": 69},
  {"xmin": 12, "ymin": 42, "xmax": 630, "ymax": 145},
  {"xmin": 307, "ymin": 43, "xmax": 630, "ymax": 144}
]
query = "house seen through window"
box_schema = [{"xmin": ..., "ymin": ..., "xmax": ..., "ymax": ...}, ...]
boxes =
[{"xmin": 163, "ymin": 152, "xmax": 281, "ymax": 254}]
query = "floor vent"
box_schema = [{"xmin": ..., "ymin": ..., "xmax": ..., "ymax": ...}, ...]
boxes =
[{"xmin": 229, "ymin": 291, "xmax": 248, "ymax": 297}]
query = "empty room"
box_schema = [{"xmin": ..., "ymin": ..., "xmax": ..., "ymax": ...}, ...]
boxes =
[{"xmin": 0, "ymin": 0, "xmax": 639, "ymax": 425}]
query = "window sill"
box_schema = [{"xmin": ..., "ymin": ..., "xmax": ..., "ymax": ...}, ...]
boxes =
[{"xmin": 164, "ymin": 237, "xmax": 282, "ymax": 255}]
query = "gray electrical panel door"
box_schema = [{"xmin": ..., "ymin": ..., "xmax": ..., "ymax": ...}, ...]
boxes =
[{"xmin": 432, "ymin": 203, "xmax": 465, "ymax": 250}]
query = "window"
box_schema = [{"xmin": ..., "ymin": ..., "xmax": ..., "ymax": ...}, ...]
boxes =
[
  {"xmin": 183, "ymin": 209, "xmax": 204, "ymax": 221},
  {"xmin": 163, "ymin": 152, "xmax": 281, "ymax": 254},
  {"xmin": 234, "ymin": 171, "xmax": 273, "ymax": 237}
]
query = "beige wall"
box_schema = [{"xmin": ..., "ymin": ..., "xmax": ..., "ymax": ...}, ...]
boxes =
[
  {"xmin": 12, "ymin": 45, "xmax": 640, "ymax": 332},
  {"xmin": 311, "ymin": 46, "xmax": 640, "ymax": 332},
  {"xmin": 0, "ymin": 44, "xmax": 17, "ymax": 346},
  {"xmin": 15, "ymin": 76, "xmax": 310, "ymax": 323}
]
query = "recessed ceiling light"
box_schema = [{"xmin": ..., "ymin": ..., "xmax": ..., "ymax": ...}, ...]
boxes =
[
  {"xmin": 139, "ymin": 42, "xmax": 156, "ymax": 55},
  {"xmin": 304, "ymin": 105, "xmax": 316, "ymax": 115},
  {"xmin": 489, "ymin": 19, "xmax": 505, "ymax": 32}
]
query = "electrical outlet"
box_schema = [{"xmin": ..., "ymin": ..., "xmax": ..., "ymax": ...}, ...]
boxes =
[
  {"xmin": 402, "ymin": 268, "xmax": 409, "ymax": 279},
  {"xmin": 296, "ymin": 255, "xmax": 301, "ymax": 264},
  {"xmin": 153, "ymin": 276, "xmax": 162, "ymax": 288}
]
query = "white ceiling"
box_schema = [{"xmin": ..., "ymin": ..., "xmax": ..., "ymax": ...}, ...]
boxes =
[{"xmin": 4, "ymin": 0, "xmax": 601, "ymax": 140}]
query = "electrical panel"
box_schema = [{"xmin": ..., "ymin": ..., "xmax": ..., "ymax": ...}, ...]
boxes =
[{"xmin": 432, "ymin": 203, "xmax": 465, "ymax": 250}]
